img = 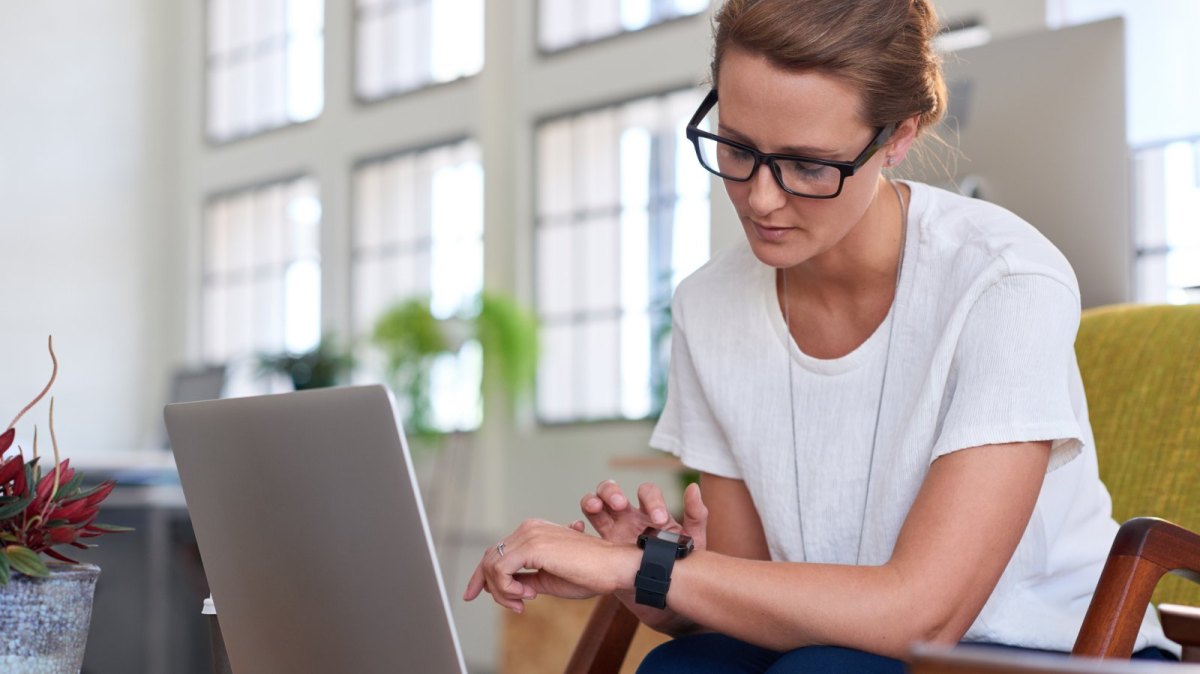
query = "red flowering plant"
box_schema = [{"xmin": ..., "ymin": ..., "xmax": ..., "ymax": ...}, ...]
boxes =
[{"xmin": 0, "ymin": 337, "xmax": 131, "ymax": 585}]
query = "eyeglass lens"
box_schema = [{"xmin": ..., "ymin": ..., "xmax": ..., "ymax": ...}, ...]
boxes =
[{"xmin": 694, "ymin": 136, "xmax": 844, "ymax": 197}]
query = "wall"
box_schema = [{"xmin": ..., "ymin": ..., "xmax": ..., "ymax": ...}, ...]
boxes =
[
  {"xmin": 0, "ymin": 0, "xmax": 177, "ymax": 458},
  {"xmin": 936, "ymin": 0, "xmax": 1046, "ymax": 36}
]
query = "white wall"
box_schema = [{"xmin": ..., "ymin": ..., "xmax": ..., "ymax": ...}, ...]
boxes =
[
  {"xmin": 936, "ymin": 0, "xmax": 1047, "ymax": 36},
  {"xmin": 0, "ymin": 0, "xmax": 177, "ymax": 457}
]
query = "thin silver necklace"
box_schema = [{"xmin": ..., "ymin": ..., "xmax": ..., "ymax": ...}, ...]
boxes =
[{"xmin": 781, "ymin": 179, "xmax": 908, "ymax": 565}]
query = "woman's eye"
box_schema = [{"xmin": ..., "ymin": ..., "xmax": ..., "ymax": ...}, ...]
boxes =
[
  {"xmin": 781, "ymin": 160, "xmax": 828, "ymax": 177},
  {"xmin": 720, "ymin": 146, "xmax": 754, "ymax": 162}
]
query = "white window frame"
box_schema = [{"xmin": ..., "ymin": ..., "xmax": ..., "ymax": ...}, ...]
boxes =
[
  {"xmin": 200, "ymin": 175, "xmax": 323, "ymax": 396},
  {"xmin": 537, "ymin": 0, "xmax": 711, "ymax": 54},
  {"xmin": 354, "ymin": 0, "xmax": 485, "ymax": 103},
  {"xmin": 205, "ymin": 0, "xmax": 326, "ymax": 143},
  {"xmin": 533, "ymin": 88, "xmax": 711, "ymax": 424},
  {"xmin": 350, "ymin": 138, "xmax": 486, "ymax": 432}
]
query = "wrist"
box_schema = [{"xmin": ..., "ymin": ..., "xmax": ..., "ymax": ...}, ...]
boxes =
[
  {"xmin": 613, "ymin": 545, "xmax": 642, "ymax": 594},
  {"xmin": 633, "ymin": 527, "xmax": 694, "ymax": 609}
]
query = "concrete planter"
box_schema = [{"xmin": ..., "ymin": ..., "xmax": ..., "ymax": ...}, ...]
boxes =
[{"xmin": 0, "ymin": 563, "xmax": 100, "ymax": 674}]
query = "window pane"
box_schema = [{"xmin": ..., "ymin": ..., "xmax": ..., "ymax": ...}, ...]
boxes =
[
  {"xmin": 534, "ymin": 89, "xmax": 710, "ymax": 422},
  {"xmin": 537, "ymin": 323, "xmax": 576, "ymax": 422},
  {"xmin": 1132, "ymin": 139, "xmax": 1200, "ymax": 304},
  {"xmin": 202, "ymin": 176, "xmax": 322, "ymax": 394},
  {"xmin": 206, "ymin": 0, "xmax": 325, "ymax": 142},
  {"xmin": 352, "ymin": 139, "xmax": 485, "ymax": 432},
  {"xmin": 355, "ymin": 0, "xmax": 484, "ymax": 101},
  {"xmin": 538, "ymin": 0, "xmax": 709, "ymax": 52}
]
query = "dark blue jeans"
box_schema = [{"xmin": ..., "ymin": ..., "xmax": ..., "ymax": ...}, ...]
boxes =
[{"xmin": 636, "ymin": 633, "xmax": 1177, "ymax": 673}]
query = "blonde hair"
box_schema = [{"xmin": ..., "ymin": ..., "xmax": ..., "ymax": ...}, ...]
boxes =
[{"xmin": 711, "ymin": 0, "xmax": 948, "ymax": 134}]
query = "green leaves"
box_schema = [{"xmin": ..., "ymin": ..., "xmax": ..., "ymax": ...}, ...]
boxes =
[
  {"xmin": 3, "ymin": 545, "xmax": 49, "ymax": 582},
  {"xmin": 0, "ymin": 495, "xmax": 33, "ymax": 520},
  {"xmin": 85, "ymin": 523, "xmax": 134, "ymax": 534},
  {"xmin": 371, "ymin": 292, "xmax": 539, "ymax": 439}
]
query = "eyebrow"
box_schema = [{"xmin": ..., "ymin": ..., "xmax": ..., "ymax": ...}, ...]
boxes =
[{"xmin": 717, "ymin": 123, "xmax": 841, "ymax": 158}]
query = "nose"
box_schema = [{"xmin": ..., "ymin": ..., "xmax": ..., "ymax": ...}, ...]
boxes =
[{"xmin": 746, "ymin": 162, "xmax": 787, "ymax": 217}]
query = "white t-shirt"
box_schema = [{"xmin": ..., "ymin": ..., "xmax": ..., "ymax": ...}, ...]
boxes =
[{"xmin": 650, "ymin": 181, "xmax": 1173, "ymax": 654}]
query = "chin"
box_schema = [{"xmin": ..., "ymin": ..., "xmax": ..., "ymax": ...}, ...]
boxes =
[
  {"xmin": 745, "ymin": 237, "xmax": 808, "ymax": 270},
  {"xmin": 741, "ymin": 225, "xmax": 811, "ymax": 269}
]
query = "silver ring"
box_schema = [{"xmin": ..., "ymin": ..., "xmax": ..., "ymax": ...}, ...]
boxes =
[{"xmin": 496, "ymin": 542, "xmax": 506, "ymax": 557}]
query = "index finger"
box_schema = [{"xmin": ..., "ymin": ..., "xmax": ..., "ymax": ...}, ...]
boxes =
[
  {"xmin": 636, "ymin": 482, "xmax": 670, "ymax": 526},
  {"xmin": 595, "ymin": 479, "xmax": 629, "ymax": 511},
  {"xmin": 464, "ymin": 559, "xmax": 487, "ymax": 601}
]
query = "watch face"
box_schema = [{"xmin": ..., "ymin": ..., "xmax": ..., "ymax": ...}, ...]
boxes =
[{"xmin": 658, "ymin": 530, "xmax": 681, "ymax": 544}]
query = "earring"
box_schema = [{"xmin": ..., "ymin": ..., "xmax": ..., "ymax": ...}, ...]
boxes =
[{"xmin": 885, "ymin": 155, "xmax": 895, "ymax": 167}]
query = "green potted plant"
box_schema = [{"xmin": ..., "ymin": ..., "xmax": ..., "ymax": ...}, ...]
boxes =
[
  {"xmin": 371, "ymin": 292, "xmax": 538, "ymax": 440},
  {"xmin": 1, "ymin": 337, "xmax": 131, "ymax": 671},
  {"xmin": 257, "ymin": 334, "xmax": 356, "ymax": 391}
]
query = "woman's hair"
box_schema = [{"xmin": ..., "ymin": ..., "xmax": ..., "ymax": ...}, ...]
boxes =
[{"xmin": 711, "ymin": 0, "xmax": 948, "ymax": 134}]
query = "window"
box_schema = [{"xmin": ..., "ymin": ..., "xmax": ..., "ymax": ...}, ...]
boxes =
[
  {"xmin": 206, "ymin": 0, "xmax": 325, "ymax": 143},
  {"xmin": 1050, "ymin": 1, "xmax": 1200, "ymax": 304},
  {"xmin": 352, "ymin": 140, "xmax": 484, "ymax": 431},
  {"xmin": 1132, "ymin": 139, "xmax": 1200, "ymax": 303},
  {"xmin": 355, "ymin": 0, "xmax": 484, "ymax": 101},
  {"xmin": 202, "ymin": 177, "xmax": 322, "ymax": 395},
  {"xmin": 535, "ymin": 89, "xmax": 711, "ymax": 423},
  {"xmin": 538, "ymin": 0, "xmax": 710, "ymax": 53}
]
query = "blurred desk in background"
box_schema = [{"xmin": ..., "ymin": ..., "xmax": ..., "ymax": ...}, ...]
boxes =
[{"xmin": 77, "ymin": 452, "xmax": 212, "ymax": 674}]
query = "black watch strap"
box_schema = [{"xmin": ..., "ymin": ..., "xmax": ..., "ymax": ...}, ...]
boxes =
[{"xmin": 634, "ymin": 537, "xmax": 678, "ymax": 609}]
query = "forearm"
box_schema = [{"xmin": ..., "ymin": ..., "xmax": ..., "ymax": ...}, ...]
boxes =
[{"xmin": 665, "ymin": 552, "xmax": 946, "ymax": 658}]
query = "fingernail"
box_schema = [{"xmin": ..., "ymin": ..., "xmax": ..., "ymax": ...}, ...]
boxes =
[
  {"xmin": 588, "ymin": 498, "xmax": 602, "ymax": 509},
  {"xmin": 653, "ymin": 508, "xmax": 667, "ymax": 524},
  {"xmin": 612, "ymin": 495, "xmax": 627, "ymax": 508}
]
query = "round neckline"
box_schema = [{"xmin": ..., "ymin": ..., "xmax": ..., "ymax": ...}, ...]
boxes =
[{"xmin": 762, "ymin": 180, "xmax": 921, "ymax": 375}]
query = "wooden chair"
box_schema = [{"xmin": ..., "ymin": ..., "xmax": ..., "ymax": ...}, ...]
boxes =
[
  {"xmin": 910, "ymin": 643, "xmax": 1200, "ymax": 674},
  {"xmin": 564, "ymin": 304, "xmax": 1200, "ymax": 673},
  {"xmin": 1070, "ymin": 304, "xmax": 1200, "ymax": 661}
]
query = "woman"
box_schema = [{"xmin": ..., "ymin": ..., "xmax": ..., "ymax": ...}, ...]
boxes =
[{"xmin": 465, "ymin": 1, "xmax": 1177, "ymax": 670}]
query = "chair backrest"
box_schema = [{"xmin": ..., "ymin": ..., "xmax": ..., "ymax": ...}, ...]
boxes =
[{"xmin": 1076, "ymin": 304, "xmax": 1200, "ymax": 607}]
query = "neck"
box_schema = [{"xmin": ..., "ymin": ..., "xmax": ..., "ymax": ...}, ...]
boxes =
[{"xmin": 781, "ymin": 177, "xmax": 906, "ymax": 308}]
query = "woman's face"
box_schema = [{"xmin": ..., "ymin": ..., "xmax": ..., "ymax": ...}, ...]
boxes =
[{"xmin": 715, "ymin": 47, "xmax": 892, "ymax": 270}]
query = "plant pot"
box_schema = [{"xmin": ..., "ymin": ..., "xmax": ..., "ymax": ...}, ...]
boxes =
[{"xmin": 0, "ymin": 563, "xmax": 100, "ymax": 673}]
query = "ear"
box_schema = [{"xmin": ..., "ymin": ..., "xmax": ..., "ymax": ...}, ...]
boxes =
[{"xmin": 883, "ymin": 115, "xmax": 921, "ymax": 168}]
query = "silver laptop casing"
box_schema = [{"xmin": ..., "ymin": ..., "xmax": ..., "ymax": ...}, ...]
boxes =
[{"xmin": 166, "ymin": 385, "xmax": 467, "ymax": 674}]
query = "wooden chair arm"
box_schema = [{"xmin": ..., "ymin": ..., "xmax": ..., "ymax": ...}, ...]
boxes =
[
  {"xmin": 1160, "ymin": 604, "xmax": 1200, "ymax": 663},
  {"xmin": 911, "ymin": 643, "xmax": 1200, "ymax": 673},
  {"xmin": 1074, "ymin": 518, "xmax": 1200, "ymax": 658},
  {"xmin": 564, "ymin": 594, "xmax": 640, "ymax": 674}
]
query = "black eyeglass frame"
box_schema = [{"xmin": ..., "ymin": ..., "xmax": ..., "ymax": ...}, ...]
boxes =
[{"xmin": 685, "ymin": 89, "xmax": 896, "ymax": 199}]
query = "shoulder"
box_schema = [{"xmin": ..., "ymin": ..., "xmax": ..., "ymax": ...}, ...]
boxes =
[
  {"xmin": 906, "ymin": 181, "xmax": 1081, "ymax": 302},
  {"xmin": 671, "ymin": 241, "xmax": 769, "ymax": 325}
]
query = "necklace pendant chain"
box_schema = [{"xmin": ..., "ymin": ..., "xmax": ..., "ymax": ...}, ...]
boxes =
[{"xmin": 784, "ymin": 179, "xmax": 909, "ymax": 566}]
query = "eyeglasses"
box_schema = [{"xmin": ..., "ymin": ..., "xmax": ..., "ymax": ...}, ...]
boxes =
[{"xmin": 685, "ymin": 89, "xmax": 895, "ymax": 199}]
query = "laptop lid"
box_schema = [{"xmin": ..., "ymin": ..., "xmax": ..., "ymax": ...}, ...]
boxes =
[{"xmin": 165, "ymin": 385, "xmax": 467, "ymax": 674}]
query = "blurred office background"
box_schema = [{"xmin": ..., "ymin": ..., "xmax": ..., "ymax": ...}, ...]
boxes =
[{"xmin": 0, "ymin": 1, "xmax": 1197, "ymax": 672}]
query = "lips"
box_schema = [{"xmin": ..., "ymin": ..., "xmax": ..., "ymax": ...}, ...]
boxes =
[{"xmin": 750, "ymin": 220, "xmax": 794, "ymax": 242}]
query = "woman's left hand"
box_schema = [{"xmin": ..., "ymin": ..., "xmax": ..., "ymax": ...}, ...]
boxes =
[{"xmin": 462, "ymin": 519, "xmax": 640, "ymax": 613}]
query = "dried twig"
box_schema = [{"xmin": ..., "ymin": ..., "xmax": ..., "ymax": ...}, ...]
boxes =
[{"xmin": 7, "ymin": 336, "xmax": 58, "ymax": 432}]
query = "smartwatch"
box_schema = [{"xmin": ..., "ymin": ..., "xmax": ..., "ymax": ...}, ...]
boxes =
[{"xmin": 634, "ymin": 527, "xmax": 694, "ymax": 609}]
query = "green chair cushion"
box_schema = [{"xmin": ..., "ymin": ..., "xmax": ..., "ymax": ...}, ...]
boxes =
[{"xmin": 1076, "ymin": 303, "xmax": 1200, "ymax": 607}]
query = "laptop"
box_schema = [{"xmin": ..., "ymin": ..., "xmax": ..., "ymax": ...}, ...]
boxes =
[{"xmin": 165, "ymin": 385, "xmax": 467, "ymax": 674}]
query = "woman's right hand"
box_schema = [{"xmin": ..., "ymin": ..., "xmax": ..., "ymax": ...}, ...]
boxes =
[
  {"xmin": 580, "ymin": 480, "xmax": 709, "ymax": 552},
  {"xmin": 579, "ymin": 480, "xmax": 710, "ymax": 635}
]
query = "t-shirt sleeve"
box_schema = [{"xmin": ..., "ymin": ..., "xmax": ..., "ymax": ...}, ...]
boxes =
[
  {"xmin": 930, "ymin": 273, "xmax": 1084, "ymax": 472},
  {"xmin": 649, "ymin": 300, "xmax": 742, "ymax": 479}
]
